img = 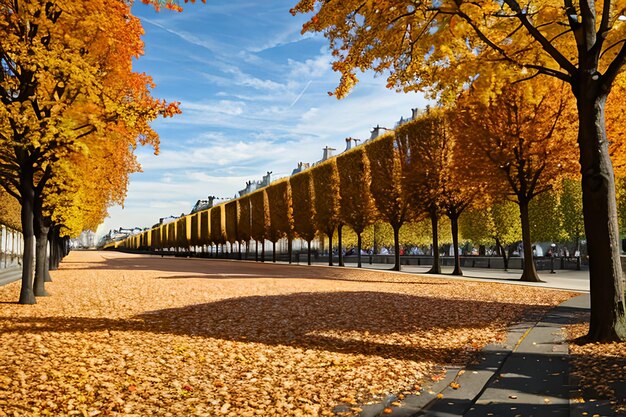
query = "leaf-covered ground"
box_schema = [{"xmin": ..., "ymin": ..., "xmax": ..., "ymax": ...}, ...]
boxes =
[
  {"xmin": 569, "ymin": 323, "xmax": 626, "ymax": 414},
  {"xmin": 0, "ymin": 251, "xmax": 576, "ymax": 416}
]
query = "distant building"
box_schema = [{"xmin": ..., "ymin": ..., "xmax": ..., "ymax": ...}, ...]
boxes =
[
  {"xmin": 238, "ymin": 171, "xmax": 272, "ymax": 197},
  {"xmin": 158, "ymin": 216, "xmax": 179, "ymax": 225},
  {"xmin": 344, "ymin": 137, "xmax": 358, "ymax": 152},
  {"xmin": 394, "ymin": 108, "xmax": 423, "ymax": 129},
  {"xmin": 191, "ymin": 196, "xmax": 216, "ymax": 214},
  {"xmin": 291, "ymin": 162, "xmax": 311, "ymax": 175},
  {"xmin": 71, "ymin": 230, "xmax": 96, "ymax": 249}
]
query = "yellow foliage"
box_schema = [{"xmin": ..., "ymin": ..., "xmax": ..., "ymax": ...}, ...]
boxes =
[
  {"xmin": 265, "ymin": 179, "xmax": 294, "ymax": 241},
  {"xmin": 249, "ymin": 190, "xmax": 268, "ymax": 242},
  {"xmin": 311, "ymin": 159, "xmax": 341, "ymax": 236},
  {"xmin": 224, "ymin": 200, "xmax": 240, "ymax": 244},
  {"xmin": 336, "ymin": 146, "xmax": 377, "ymax": 234},
  {"xmin": 289, "ymin": 170, "xmax": 317, "ymax": 242},
  {"xmin": 0, "ymin": 188, "xmax": 21, "ymax": 231},
  {"xmin": 210, "ymin": 205, "xmax": 226, "ymax": 245}
]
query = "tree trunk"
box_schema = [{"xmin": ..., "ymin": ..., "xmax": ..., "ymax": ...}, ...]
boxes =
[
  {"xmin": 357, "ymin": 232, "xmax": 362, "ymax": 268},
  {"xmin": 519, "ymin": 200, "xmax": 541, "ymax": 282},
  {"xmin": 33, "ymin": 200, "xmax": 50, "ymax": 297},
  {"xmin": 288, "ymin": 237, "xmax": 293, "ymax": 264},
  {"xmin": 307, "ymin": 239, "xmax": 312, "ymax": 265},
  {"xmin": 255, "ymin": 240, "xmax": 259, "ymax": 262},
  {"xmin": 373, "ymin": 222, "xmax": 379, "ymax": 254},
  {"xmin": 261, "ymin": 239, "xmax": 265, "ymax": 262},
  {"xmin": 577, "ymin": 93, "xmax": 626, "ymax": 341},
  {"xmin": 48, "ymin": 227, "xmax": 57, "ymax": 272},
  {"xmin": 328, "ymin": 232, "xmax": 333, "ymax": 266},
  {"xmin": 272, "ymin": 241, "xmax": 276, "ymax": 263},
  {"xmin": 50, "ymin": 228, "xmax": 60, "ymax": 270},
  {"xmin": 18, "ymin": 169, "xmax": 36, "ymax": 304},
  {"xmin": 427, "ymin": 211, "xmax": 441, "ymax": 274},
  {"xmin": 337, "ymin": 224, "xmax": 344, "ymax": 266},
  {"xmin": 495, "ymin": 238, "xmax": 509, "ymax": 271},
  {"xmin": 54, "ymin": 231, "xmax": 63, "ymax": 268},
  {"xmin": 450, "ymin": 214, "xmax": 463, "ymax": 276},
  {"xmin": 392, "ymin": 223, "xmax": 401, "ymax": 271}
]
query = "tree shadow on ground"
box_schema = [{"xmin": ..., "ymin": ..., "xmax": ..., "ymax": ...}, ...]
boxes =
[
  {"xmin": 60, "ymin": 253, "xmax": 454, "ymax": 285},
  {"xmin": 155, "ymin": 274, "xmax": 452, "ymax": 286},
  {"xmin": 0, "ymin": 291, "xmax": 551, "ymax": 363}
]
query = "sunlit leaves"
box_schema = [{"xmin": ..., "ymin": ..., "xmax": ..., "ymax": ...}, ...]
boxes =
[
  {"xmin": 452, "ymin": 77, "xmax": 579, "ymax": 204},
  {"xmin": 366, "ymin": 133, "xmax": 411, "ymax": 228},
  {"xmin": 290, "ymin": 171, "xmax": 317, "ymax": 242},
  {"xmin": 311, "ymin": 159, "xmax": 341, "ymax": 236},
  {"xmin": 336, "ymin": 147, "xmax": 377, "ymax": 235},
  {"xmin": 249, "ymin": 190, "xmax": 269, "ymax": 243}
]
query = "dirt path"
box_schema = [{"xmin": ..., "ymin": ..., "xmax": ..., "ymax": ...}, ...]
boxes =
[{"xmin": 0, "ymin": 251, "xmax": 577, "ymax": 416}]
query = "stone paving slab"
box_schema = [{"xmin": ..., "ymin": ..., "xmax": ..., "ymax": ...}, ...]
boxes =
[{"xmin": 360, "ymin": 294, "xmax": 603, "ymax": 417}]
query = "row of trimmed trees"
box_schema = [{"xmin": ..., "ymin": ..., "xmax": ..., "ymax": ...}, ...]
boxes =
[{"xmin": 120, "ymin": 76, "xmax": 598, "ymax": 283}]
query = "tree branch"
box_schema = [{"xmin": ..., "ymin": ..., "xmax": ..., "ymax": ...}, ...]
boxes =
[
  {"xmin": 602, "ymin": 41, "xmax": 626, "ymax": 93},
  {"xmin": 595, "ymin": 0, "xmax": 613, "ymax": 54},
  {"xmin": 503, "ymin": 0, "xmax": 578, "ymax": 74}
]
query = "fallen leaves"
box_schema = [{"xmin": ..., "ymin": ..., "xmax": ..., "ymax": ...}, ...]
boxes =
[
  {"xmin": 568, "ymin": 322, "xmax": 626, "ymax": 415},
  {"xmin": 0, "ymin": 251, "xmax": 576, "ymax": 416}
]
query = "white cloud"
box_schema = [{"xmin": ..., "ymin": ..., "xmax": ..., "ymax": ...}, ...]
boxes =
[
  {"xmin": 287, "ymin": 52, "xmax": 333, "ymax": 79},
  {"xmin": 183, "ymin": 100, "xmax": 246, "ymax": 116}
]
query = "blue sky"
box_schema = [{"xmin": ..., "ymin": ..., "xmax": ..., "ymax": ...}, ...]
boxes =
[{"xmin": 97, "ymin": 1, "xmax": 429, "ymax": 237}]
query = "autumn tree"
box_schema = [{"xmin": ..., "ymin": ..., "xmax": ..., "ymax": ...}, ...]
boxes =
[
  {"xmin": 225, "ymin": 200, "xmax": 241, "ymax": 259},
  {"xmin": 454, "ymin": 80, "xmax": 578, "ymax": 282},
  {"xmin": 176, "ymin": 216, "xmax": 188, "ymax": 252},
  {"xmin": 35, "ymin": 128, "xmax": 143, "ymax": 295},
  {"xmin": 529, "ymin": 189, "xmax": 564, "ymax": 244},
  {"xmin": 260, "ymin": 188, "xmax": 281, "ymax": 262},
  {"xmin": 336, "ymin": 146, "xmax": 377, "ymax": 267},
  {"xmin": 211, "ymin": 206, "xmax": 227, "ymax": 256},
  {"xmin": 398, "ymin": 109, "xmax": 479, "ymax": 275},
  {"xmin": 490, "ymin": 202, "xmax": 523, "ymax": 270},
  {"xmin": 250, "ymin": 190, "xmax": 269, "ymax": 262},
  {"xmin": 189, "ymin": 212, "xmax": 200, "ymax": 252},
  {"xmin": 167, "ymin": 221, "xmax": 177, "ymax": 251},
  {"xmin": 266, "ymin": 179, "xmax": 295, "ymax": 263},
  {"xmin": 292, "ymin": 0, "xmax": 626, "ymax": 341},
  {"xmin": 0, "ymin": 0, "xmax": 181, "ymax": 304},
  {"xmin": 311, "ymin": 159, "xmax": 341, "ymax": 266},
  {"xmin": 237, "ymin": 195, "xmax": 252, "ymax": 259},
  {"xmin": 200, "ymin": 209, "xmax": 210, "ymax": 250},
  {"xmin": 290, "ymin": 170, "xmax": 316, "ymax": 265},
  {"xmin": 460, "ymin": 200, "xmax": 522, "ymax": 270},
  {"xmin": 459, "ymin": 209, "xmax": 493, "ymax": 254},
  {"xmin": 401, "ymin": 218, "xmax": 452, "ymax": 249},
  {"xmin": 366, "ymin": 133, "xmax": 413, "ymax": 271}
]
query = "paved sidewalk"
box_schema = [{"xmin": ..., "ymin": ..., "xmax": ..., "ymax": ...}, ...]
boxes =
[
  {"xmin": 305, "ymin": 260, "xmax": 590, "ymax": 292},
  {"xmin": 0, "ymin": 266, "xmax": 21, "ymax": 286},
  {"xmin": 354, "ymin": 294, "xmax": 615, "ymax": 417}
]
